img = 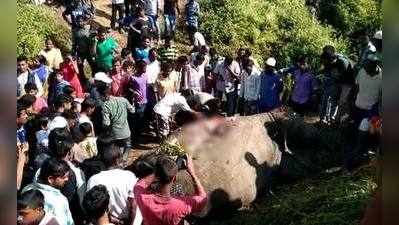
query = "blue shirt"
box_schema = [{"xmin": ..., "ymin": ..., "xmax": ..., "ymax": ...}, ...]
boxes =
[
  {"xmin": 134, "ymin": 47, "xmax": 150, "ymax": 63},
  {"xmin": 291, "ymin": 69, "xmax": 315, "ymax": 104},
  {"xmin": 186, "ymin": 0, "xmax": 200, "ymax": 28},
  {"xmin": 17, "ymin": 126, "xmax": 27, "ymax": 144},
  {"xmin": 259, "ymin": 71, "xmax": 282, "ymax": 111},
  {"xmin": 33, "ymin": 65, "xmax": 50, "ymax": 84}
]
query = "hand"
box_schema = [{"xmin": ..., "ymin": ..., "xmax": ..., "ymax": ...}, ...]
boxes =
[{"xmin": 186, "ymin": 154, "xmax": 196, "ymax": 175}]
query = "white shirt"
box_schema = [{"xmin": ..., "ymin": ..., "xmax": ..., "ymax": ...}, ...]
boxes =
[
  {"xmin": 213, "ymin": 60, "xmax": 241, "ymax": 93},
  {"xmin": 183, "ymin": 63, "xmax": 206, "ymax": 92},
  {"xmin": 17, "ymin": 71, "xmax": 44, "ymax": 97},
  {"xmin": 146, "ymin": 60, "xmax": 161, "ymax": 84},
  {"xmin": 355, "ymin": 68, "xmax": 382, "ymax": 110},
  {"xmin": 190, "ymin": 52, "xmax": 210, "ymax": 66},
  {"xmin": 194, "ymin": 32, "xmax": 206, "ymax": 47},
  {"xmin": 38, "ymin": 212, "xmax": 60, "ymax": 225},
  {"xmin": 144, "ymin": 0, "xmax": 158, "ymax": 16},
  {"xmin": 154, "ymin": 93, "xmax": 191, "ymax": 118},
  {"xmin": 86, "ymin": 169, "xmax": 142, "ymax": 225}
]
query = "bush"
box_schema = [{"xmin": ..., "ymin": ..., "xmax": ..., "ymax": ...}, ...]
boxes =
[
  {"xmin": 17, "ymin": 2, "xmax": 71, "ymax": 59},
  {"xmin": 199, "ymin": 0, "xmax": 349, "ymax": 68},
  {"xmin": 319, "ymin": 0, "xmax": 382, "ymax": 36}
]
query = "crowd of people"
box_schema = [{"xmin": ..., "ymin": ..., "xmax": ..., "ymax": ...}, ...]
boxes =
[{"xmin": 17, "ymin": 0, "xmax": 382, "ymax": 225}]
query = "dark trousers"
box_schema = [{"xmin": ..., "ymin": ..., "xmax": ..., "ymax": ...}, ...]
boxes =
[
  {"xmin": 226, "ymin": 91, "xmax": 238, "ymax": 117},
  {"xmin": 133, "ymin": 103, "xmax": 147, "ymax": 134},
  {"xmin": 77, "ymin": 54, "xmax": 96, "ymax": 92},
  {"xmin": 187, "ymin": 25, "xmax": 197, "ymax": 45},
  {"xmin": 289, "ymin": 99, "xmax": 310, "ymax": 117},
  {"xmin": 111, "ymin": 3, "xmax": 125, "ymax": 29},
  {"xmin": 124, "ymin": 0, "xmax": 135, "ymax": 16},
  {"xmin": 243, "ymin": 100, "xmax": 258, "ymax": 116},
  {"xmin": 113, "ymin": 137, "xmax": 131, "ymax": 154}
]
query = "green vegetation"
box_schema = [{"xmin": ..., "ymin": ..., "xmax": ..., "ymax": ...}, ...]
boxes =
[
  {"xmin": 319, "ymin": 0, "xmax": 382, "ymax": 36},
  {"xmin": 204, "ymin": 165, "xmax": 377, "ymax": 225},
  {"xmin": 199, "ymin": 0, "xmax": 348, "ymax": 68},
  {"xmin": 17, "ymin": 1, "xmax": 71, "ymax": 58}
]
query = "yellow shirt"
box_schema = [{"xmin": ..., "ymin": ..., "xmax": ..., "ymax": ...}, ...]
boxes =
[
  {"xmin": 39, "ymin": 48, "xmax": 63, "ymax": 69},
  {"xmin": 156, "ymin": 74, "xmax": 178, "ymax": 99}
]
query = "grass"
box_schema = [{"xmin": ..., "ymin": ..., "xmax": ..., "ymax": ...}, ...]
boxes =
[{"xmin": 202, "ymin": 164, "xmax": 377, "ymax": 225}]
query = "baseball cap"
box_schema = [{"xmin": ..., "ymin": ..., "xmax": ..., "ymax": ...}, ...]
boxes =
[
  {"xmin": 373, "ymin": 30, "xmax": 382, "ymax": 40},
  {"xmin": 94, "ymin": 72, "xmax": 112, "ymax": 84},
  {"xmin": 265, "ymin": 57, "xmax": 276, "ymax": 67}
]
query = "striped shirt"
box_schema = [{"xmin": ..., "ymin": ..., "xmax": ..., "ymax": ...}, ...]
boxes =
[{"xmin": 159, "ymin": 45, "xmax": 179, "ymax": 63}]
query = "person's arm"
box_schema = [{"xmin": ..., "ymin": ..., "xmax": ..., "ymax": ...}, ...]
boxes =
[
  {"xmin": 186, "ymin": 154, "xmax": 206, "ymax": 197},
  {"xmin": 175, "ymin": 0, "xmax": 181, "ymax": 15},
  {"xmin": 125, "ymin": 98, "xmax": 136, "ymax": 114},
  {"xmin": 17, "ymin": 143, "xmax": 29, "ymax": 190},
  {"xmin": 62, "ymin": 9, "xmax": 72, "ymax": 25},
  {"xmin": 102, "ymin": 104, "xmax": 111, "ymax": 128}
]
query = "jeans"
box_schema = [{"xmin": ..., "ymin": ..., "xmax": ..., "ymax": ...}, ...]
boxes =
[
  {"xmin": 148, "ymin": 15, "xmax": 160, "ymax": 39},
  {"xmin": 243, "ymin": 100, "xmax": 258, "ymax": 116},
  {"xmin": 133, "ymin": 103, "xmax": 147, "ymax": 134},
  {"xmin": 226, "ymin": 91, "xmax": 238, "ymax": 117},
  {"xmin": 320, "ymin": 94, "xmax": 339, "ymax": 123},
  {"xmin": 164, "ymin": 14, "xmax": 176, "ymax": 38},
  {"xmin": 111, "ymin": 3, "xmax": 125, "ymax": 29}
]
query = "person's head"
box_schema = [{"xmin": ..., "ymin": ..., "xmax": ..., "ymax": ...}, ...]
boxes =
[
  {"xmin": 54, "ymin": 94, "xmax": 73, "ymax": 112},
  {"xmin": 18, "ymin": 94, "xmax": 36, "ymax": 114},
  {"xmin": 265, "ymin": 57, "xmax": 276, "ymax": 71},
  {"xmin": 209, "ymin": 48, "xmax": 217, "ymax": 58},
  {"xmin": 24, "ymin": 83, "xmax": 39, "ymax": 96},
  {"xmin": 122, "ymin": 60, "xmax": 135, "ymax": 74},
  {"xmin": 45, "ymin": 38, "xmax": 54, "ymax": 51},
  {"xmin": 155, "ymin": 156, "xmax": 178, "ymax": 185},
  {"xmin": 83, "ymin": 185, "xmax": 110, "ymax": 223},
  {"xmin": 296, "ymin": 55, "xmax": 309, "ymax": 71},
  {"xmin": 141, "ymin": 36, "xmax": 151, "ymax": 48},
  {"xmin": 34, "ymin": 55, "xmax": 48, "ymax": 67},
  {"xmin": 164, "ymin": 36, "xmax": 173, "ymax": 48},
  {"xmin": 62, "ymin": 109, "xmax": 78, "ymax": 128},
  {"xmin": 54, "ymin": 70, "xmax": 64, "ymax": 82},
  {"xmin": 355, "ymin": 29, "xmax": 370, "ymax": 47},
  {"xmin": 194, "ymin": 53, "xmax": 205, "ymax": 66},
  {"xmin": 17, "ymin": 106, "xmax": 28, "ymax": 126},
  {"xmin": 223, "ymin": 55, "xmax": 233, "ymax": 67},
  {"xmin": 161, "ymin": 61, "xmax": 173, "ymax": 77},
  {"xmin": 136, "ymin": 60, "xmax": 147, "ymax": 74},
  {"xmin": 38, "ymin": 158, "xmax": 70, "ymax": 189},
  {"xmin": 94, "ymin": 72, "xmax": 113, "ymax": 97},
  {"xmin": 199, "ymin": 45, "xmax": 208, "ymax": 55},
  {"xmin": 63, "ymin": 85, "xmax": 77, "ymax": 98},
  {"xmin": 121, "ymin": 48, "xmax": 134, "ymax": 62},
  {"xmin": 245, "ymin": 59, "xmax": 254, "ymax": 73},
  {"xmin": 113, "ymin": 56, "xmax": 122, "ymax": 72},
  {"xmin": 48, "ymin": 128, "xmax": 74, "ymax": 160},
  {"xmin": 244, "ymin": 48, "xmax": 252, "ymax": 58},
  {"xmin": 175, "ymin": 110, "xmax": 198, "ymax": 126},
  {"xmin": 102, "ymin": 144, "xmax": 122, "ymax": 168},
  {"xmin": 17, "ymin": 56, "xmax": 29, "ymax": 74},
  {"xmin": 76, "ymin": 15, "xmax": 86, "ymax": 28},
  {"xmin": 149, "ymin": 48, "xmax": 158, "ymax": 62},
  {"xmin": 321, "ymin": 45, "xmax": 337, "ymax": 67},
  {"xmin": 237, "ymin": 48, "xmax": 246, "ymax": 59},
  {"xmin": 17, "ymin": 190, "xmax": 45, "ymax": 225},
  {"xmin": 38, "ymin": 116, "xmax": 49, "ymax": 130},
  {"xmin": 81, "ymin": 98, "xmax": 96, "ymax": 115},
  {"xmin": 136, "ymin": 6, "xmax": 145, "ymax": 17},
  {"xmin": 97, "ymin": 27, "xmax": 108, "ymax": 41},
  {"xmin": 176, "ymin": 55, "xmax": 189, "ymax": 70},
  {"xmin": 79, "ymin": 122, "xmax": 93, "ymax": 138},
  {"xmin": 364, "ymin": 54, "xmax": 379, "ymax": 76},
  {"xmin": 72, "ymin": 101, "xmax": 82, "ymax": 113}
]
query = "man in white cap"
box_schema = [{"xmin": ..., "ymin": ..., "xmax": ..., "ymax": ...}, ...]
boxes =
[
  {"xmin": 373, "ymin": 30, "xmax": 382, "ymax": 66},
  {"xmin": 258, "ymin": 57, "xmax": 283, "ymax": 113},
  {"xmin": 95, "ymin": 72, "xmax": 136, "ymax": 154}
]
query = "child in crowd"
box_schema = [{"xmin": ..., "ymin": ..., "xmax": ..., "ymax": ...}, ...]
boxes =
[
  {"xmin": 134, "ymin": 36, "xmax": 151, "ymax": 63},
  {"xmin": 78, "ymin": 122, "xmax": 98, "ymax": 160},
  {"xmin": 24, "ymin": 83, "xmax": 48, "ymax": 114},
  {"xmin": 111, "ymin": 57, "xmax": 131, "ymax": 97},
  {"xmin": 35, "ymin": 116, "xmax": 50, "ymax": 156},
  {"xmin": 60, "ymin": 55, "xmax": 84, "ymax": 98}
]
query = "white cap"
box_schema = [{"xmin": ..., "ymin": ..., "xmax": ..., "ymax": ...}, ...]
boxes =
[
  {"xmin": 265, "ymin": 57, "xmax": 276, "ymax": 67},
  {"xmin": 48, "ymin": 116, "xmax": 68, "ymax": 131},
  {"xmin": 373, "ymin": 30, "xmax": 382, "ymax": 40},
  {"xmin": 94, "ymin": 72, "xmax": 112, "ymax": 84}
]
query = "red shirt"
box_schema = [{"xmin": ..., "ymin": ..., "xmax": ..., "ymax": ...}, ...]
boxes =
[
  {"xmin": 60, "ymin": 62, "xmax": 84, "ymax": 98},
  {"xmin": 134, "ymin": 178, "xmax": 207, "ymax": 225}
]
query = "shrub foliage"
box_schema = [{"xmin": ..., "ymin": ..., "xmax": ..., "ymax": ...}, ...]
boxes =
[
  {"xmin": 200, "ymin": 0, "xmax": 349, "ymax": 68},
  {"xmin": 17, "ymin": 2, "xmax": 71, "ymax": 58},
  {"xmin": 319, "ymin": 0, "xmax": 382, "ymax": 36}
]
